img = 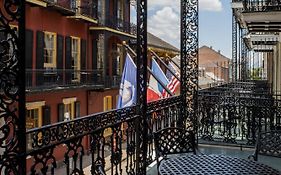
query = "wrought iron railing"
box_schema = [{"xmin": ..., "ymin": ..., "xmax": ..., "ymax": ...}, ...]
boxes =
[
  {"xmin": 44, "ymin": 0, "xmax": 98, "ymax": 18},
  {"xmin": 98, "ymin": 13, "xmax": 137, "ymax": 35},
  {"xmin": 26, "ymin": 69, "xmax": 121, "ymax": 91},
  {"xmin": 243, "ymin": 0, "xmax": 281, "ymax": 12},
  {"xmin": 45, "ymin": 0, "xmax": 75, "ymax": 10},
  {"xmin": 198, "ymin": 81, "xmax": 281, "ymax": 145},
  {"xmin": 76, "ymin": 0, "xmax": 98, "ymax": 19},
  {"xmin": 26, "ymin": 96, "xmax": 182, "ymax": 174}
]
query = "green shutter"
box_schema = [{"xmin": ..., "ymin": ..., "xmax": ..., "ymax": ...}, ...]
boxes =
[
  {"xmin": 75, "ymin": 101, "xmax": 80, "ymax": 118},
  {"xmin": 36, "ymin": 31, "xmax": 44, "ymax": 86},
  {"xmin": 58, "ymin": 103, "xmax": 64, "ymax": 122},
  {"xmin": 65, "ymin": 36, "xmax": 72, "ymax": 83},
  {"xmin": 57, "ymin": 35, "xmax": 64, "ymax": 84},
  {"xmin": 81, "ymin": 39, "xmax": 87, "ymax": 83},
  {"xmin": 42, "ymin": 105, "xmax": 51, "ymax": 126}
]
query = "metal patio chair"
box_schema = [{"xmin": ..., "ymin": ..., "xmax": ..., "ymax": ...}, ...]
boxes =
[
  {"xmin": 154, "ymin": 127, "xmax": 196, "ymax": 171},
  {"xmin": 248, "ymin": 130, "xmax": 281, "ymax": 161}
]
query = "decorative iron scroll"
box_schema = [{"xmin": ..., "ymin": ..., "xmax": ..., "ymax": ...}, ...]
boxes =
[
  {"xmin": 198, "ymin": 82, "xmax": 280, "ymax": 145},
  {"xmin": 232, "ymin": 10, "xmax": 238, "ymax": 82},
  {"xmin": 136, "ymin": 0, "xmax": 148, "ymax": 173},
  {"xmin": 180, "ymin": 0, "xmax": 199, "ymax": 129},
  {"xmin": 241, "ymin": 29, "xmax": 247, "ymax": 81},
  {"xmin": 0, "ymin": 0, "xmax": 25, "ymax": 174},
  {"xmin": 26, "ymin": 106, "xmax": 137, "ymax": 152}
]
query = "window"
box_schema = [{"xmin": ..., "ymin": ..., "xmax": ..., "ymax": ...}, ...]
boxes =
[
  {"xmin": 117, "ymin": 0, "xmax": 124, "ymax": 20},
  {"xmin": 71, "ymin": 37, "xmax": 81, "ymax": 81},
  {"xmin": 116, "ymin": 44, "xmax": 123, "ymax": 76},
  {"xmin": 117, "ymin": 0, "xmax": 124, "ymax": 28},
  {"xmin": 97, "ymin": 34, "xmax": 104, "ymax": 70},
  {"xmin": 63, "ymin": 97, "xmax": 77, "ymax": 121},
  {"xmin": 43, "ymin": 32, "xmax": 57, "ymax": 68},
  {"xmin": 26, "ymin": 101, "xmax": 45, "ymax": 129},
  {"xmin": 26, "ymin": 101, "xmax": 45, "ymax": 150},
  {"xmin": 103, "ymin": 96, "xmax": 112, "ymax": 111}
]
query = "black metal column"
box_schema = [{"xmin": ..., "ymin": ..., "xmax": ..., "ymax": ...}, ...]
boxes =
[
  {"xmin": 241, "ymin": 29, "xmax": 247, "ymax": 81},
  {"xmin": 136, "ymin": 0, "xmax": 147, "ymax": 174},
  {"xmin": 0, "ymin": 0, "xmax": 26, "ymax": 174},
  {"xmin": 232, "ymin": 10, "xmax": 237, "ymax": 82},
  {"xmin": 180, "ymin": 0, "xmax": 199, "ymax": 129}
]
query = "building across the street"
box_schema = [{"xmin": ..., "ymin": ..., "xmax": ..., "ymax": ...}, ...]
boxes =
[{"xmin": 198, "ymin": 46, "xmax": 230, "ymax": 88}]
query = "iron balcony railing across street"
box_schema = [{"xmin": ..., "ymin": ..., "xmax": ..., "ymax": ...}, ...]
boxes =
[
  {"xmin": 26, "ymin": 69, "xmax": 121, "ymax": 91},
  {"xmin": 26, "ymin": 80, "xmax": 281, "ymax": 174},
  {"xmin": 233, "ymin": 0, "xmax": 281, "ymax": 12}
]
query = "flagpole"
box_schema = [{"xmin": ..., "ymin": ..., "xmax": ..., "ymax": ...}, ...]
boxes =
[
  {"xmin": 166, "ymin": 54, "xmax": 181, "ymax": 69},
  {"xmin": 123, "ymin": 42, "xmax": 174, "ymax": 96},
  {"xmin": 149, "ymin": 49, "xmax": 180, "ymax": 81}
]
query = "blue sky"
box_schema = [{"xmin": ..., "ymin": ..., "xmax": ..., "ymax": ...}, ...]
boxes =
[
  {"xmin": 199, "ymin": 0, "xmax": 232, "ymax": 58},
  {"xmin": 131, "ymin": 0, "xmax": 232, "ymax": 58}
]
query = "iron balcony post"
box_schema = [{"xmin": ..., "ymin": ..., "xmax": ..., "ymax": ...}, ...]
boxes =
[{"xmin": 136, "ymin": 0, "xmax": 148, "ymax": 174}]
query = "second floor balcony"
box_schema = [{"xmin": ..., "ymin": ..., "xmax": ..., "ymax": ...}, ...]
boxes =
[
  {"xmin": 26, "ymin": 69, "xmax": 121, "ymax": 92},
  {"xmin": 98, "ymin": 12, "xmax": 137, "ymax": 36},
  {"xmin": 242, "ymin": 0, "xmax": 281, "ymax": 12}
]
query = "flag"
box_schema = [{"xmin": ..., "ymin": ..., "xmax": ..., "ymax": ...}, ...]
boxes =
[
  {"xmin": 163, "ymin": 62, "xmax": 180, "ymax": 98},
  {"xmin": 151, "ymin": 58, "xmax": 169, "ymax": 94},
  {"xmin": 147, "ymin": 86, "xmax": 162, "ymax": 102},
  {"xmin": 117, "ymin": 53, "xmax": 137, "ymax": 108},
  {"xmin": 166, "ymin": 61, "xmax": 178, "ymax": 81}
]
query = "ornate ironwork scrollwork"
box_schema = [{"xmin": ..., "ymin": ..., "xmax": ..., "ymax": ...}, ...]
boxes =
[
  {"xmin": 136, "ymin": 0, "xmax": 148, "ymax": 174},
  {"xmin": 0, "ymin": 0, "xmax": 25, "ymax": 174},
  {"xmin": 180, "ymin": 0, "xmax": 199, "ymax": 130}
]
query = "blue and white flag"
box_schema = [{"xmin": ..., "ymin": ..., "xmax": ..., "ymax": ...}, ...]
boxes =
[
  {"xmin": 117, "ymin": 53, "xmax": 137, "ymax": 109},
  {"xmin": 151, "ymin": 58, "xmax": 169, "ymax": 93}
]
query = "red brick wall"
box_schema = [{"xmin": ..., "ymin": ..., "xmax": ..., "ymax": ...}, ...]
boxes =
[{"xmin": 199, "ymin": 46, "xmax": 230, "ymax": 82}]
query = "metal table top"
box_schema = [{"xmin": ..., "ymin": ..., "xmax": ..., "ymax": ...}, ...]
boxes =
[{"xmin": 159, "ymin": 154, "xmax": 281, "ymax": 175}]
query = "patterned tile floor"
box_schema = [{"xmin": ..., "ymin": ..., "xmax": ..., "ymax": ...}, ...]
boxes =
[{"xmin": 147, "ymin": 144, "xmax": 281, "ymax": 175}]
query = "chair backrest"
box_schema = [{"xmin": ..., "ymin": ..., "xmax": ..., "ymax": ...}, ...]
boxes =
[
  {"xmin": 154, "ymin": 127, "xmax": 196, "ymax": 163},
  {"xmin": 255, "ymin": 130, "xmax": 281, "ymax": 160}
]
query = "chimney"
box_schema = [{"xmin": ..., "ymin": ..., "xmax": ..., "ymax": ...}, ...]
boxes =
[
  {"xmin": 210, "ymin": 46, "xmax": 212, "ymax": 49},
  {"xmin": 218, "ymin": 50, "xmax": 221, "ymax": 54}
]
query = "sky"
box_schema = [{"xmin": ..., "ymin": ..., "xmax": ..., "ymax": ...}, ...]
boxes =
[{"xmin": 131, "ymin": 0, "xmax": 233, "ymax": 58}]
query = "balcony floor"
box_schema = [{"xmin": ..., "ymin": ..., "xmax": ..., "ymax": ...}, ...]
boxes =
[{"xmin": 147, "ymin": 144, "xmax": 281, "ymax": 175}]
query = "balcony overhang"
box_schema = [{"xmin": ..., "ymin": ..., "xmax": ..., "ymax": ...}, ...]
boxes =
[
  {"xmin": 242, "ymin": 11, "xmax": 281, "ymax": 32},
  {"xmin": 233, "ymin": 9, "xmax": 248, "ymax": 29},
  {"xmin": 253, "ymin": 45, "xmax": 274, "ymax": 52},
  {"xmin": 89, "ymin": 27, "xmax": 136, "ymax": 38},
  {"xmin": 243, "ymin": 34, "xmax": 279, "ymax": 50},
  {"xmin": 26, "ymin": 0, "xmax": 47, "ymax": 7},
  {"xmin": 231, "ymin": 2, "xmax": 244, "ymax": 9},
  {"xmin": 67, "ymin": 14, "xmax": 98, "ymax": 24},
  {"xmin": 46, "ymin": 3, "xmax": 75, "ymax": 16}
]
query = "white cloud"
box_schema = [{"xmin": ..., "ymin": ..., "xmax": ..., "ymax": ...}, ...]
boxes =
[
  {"xmin": 199, "ymin": 0, "xmax": 223, "ymax": 12},
  {"xmin": 148, "ymin": 0, "xmax": 222, "ymax": 12},
  {"xmin": 148, "ymin": 7, "xmax": 180, "ymax": 48},
  {"xmin": 144, "ymin": 0, "xmax": 223, "ymax": 48}
]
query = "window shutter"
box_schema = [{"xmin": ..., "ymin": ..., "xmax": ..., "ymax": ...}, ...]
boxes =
[
  {"xmin": 92, "ymin": 39, "xmax": 98, "ymax": 83},
  {"xmin": 36, "ymin": 31, "xmax": 44, "ymax": 86},
  {"xmin": 108, "ymin": 96, "xmax": 112, "ymax": 110},
  {"xmin": 57, "ymin": 34, "xmax": 64, "ymax": 84},
  {"xmin": 25, "ymin": 29, "xmax": 33, "ymax": 69},
  {"xmin": 75, "ymin": 101, "xmax": 80, "ymax": 118},
  {"xmin": 25, "ymin": 29, "xmax": 33, "ymax": 87},
  {"xmin": 112, "ymin": 44, "xmax": 117, "ymax": 76},
  {"xmin": 81, "ymin": 39, "xmax": 86, "ymax": 83},
  {"xmin": 92, "ymin": 39, "xmax": 98, "ymax": 69},
  {"xmin": 42, "ymin": 105, "xmax": 51, "ymax": 126},
  {"xmin": 58, "ymin": 103, "xmax": 64, "ymax": 122},
  {"xmin": 65, "ymin": 36, "xmax": 72, "ymax": 83},
  {"xmin": 103, "ymin": 97, "xmax": 107, "ymax": 111}
]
